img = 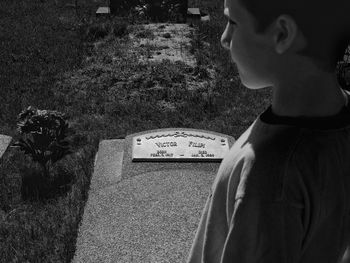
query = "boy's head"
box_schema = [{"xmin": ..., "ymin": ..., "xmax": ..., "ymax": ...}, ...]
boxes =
[
  {"xmin": 239, "ymin": 0, "xmax": 350, "ymax": 71},
  {"xmin": 221, "ymin": 0, "xmax": 350, "ymax": 89}
]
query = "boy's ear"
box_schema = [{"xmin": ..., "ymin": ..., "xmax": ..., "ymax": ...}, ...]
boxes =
[{"xmin": 273, "ymin": 15, "xmax": 305, "ymax": 54}]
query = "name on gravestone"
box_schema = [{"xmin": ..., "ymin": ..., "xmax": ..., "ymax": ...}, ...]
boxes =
[{"xmin": 132, "ymin": 130, "xmax": 229, "ymax": 161}]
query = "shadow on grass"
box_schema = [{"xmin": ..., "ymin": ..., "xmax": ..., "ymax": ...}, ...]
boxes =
[{"xmin": 0, "ymin": 144, "xmax": 97, "ymax": 262}]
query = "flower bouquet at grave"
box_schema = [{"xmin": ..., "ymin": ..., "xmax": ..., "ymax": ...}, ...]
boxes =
[{"xmin": 13, "ymin": 106, "xmax": 72, "ymax": 179}]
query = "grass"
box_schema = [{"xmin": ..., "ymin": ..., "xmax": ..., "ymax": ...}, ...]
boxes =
[
  {"xmin": 0, "ymin": 0, "xmax": 271, "ymax": 262},
  {"xmin": 0, "ymin": 147, "xmax": 95, "ymax": 262}
]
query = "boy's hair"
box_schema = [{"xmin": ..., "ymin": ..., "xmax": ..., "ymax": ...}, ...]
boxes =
[{"xmin": 239, "ymin": 0, "xmax": 350, "ymax": 71}]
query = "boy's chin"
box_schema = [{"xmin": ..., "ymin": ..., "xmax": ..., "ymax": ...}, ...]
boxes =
[
  {"xmin": 239, "ymin": 72, "xmax": 270, "ymax": 90},
  {"xmin": 242, "ymin": 81, "xmax": 270, "ymax": 90}
]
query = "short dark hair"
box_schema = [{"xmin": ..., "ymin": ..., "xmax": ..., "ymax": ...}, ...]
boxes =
[{"xmin": 239, "ymin": 0, "xmax": 350, "ymax": 71}]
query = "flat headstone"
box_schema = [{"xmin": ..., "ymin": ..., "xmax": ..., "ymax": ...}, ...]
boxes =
[
  {"xmin": 96, "ymin": 6, "xmax": 110, "ymax": 15},
  {"xmin": 0, "ymin": 135, "xmax": 12, "ymax": 159},
  {"xmin": 73, "ymin": 128, "xmax": 235, "ymax": 263},
  {"xmin": 187, "ymin": 7, "xmax": 201, "ymax": 16},
  {"xmin": 132, "ymin": 130, "xmax": 229, "ymax": 161}
]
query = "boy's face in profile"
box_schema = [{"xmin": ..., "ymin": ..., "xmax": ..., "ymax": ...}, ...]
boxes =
[{"xmin": 221, "ymin": 0, "xmax": 276, "ymax": 90}]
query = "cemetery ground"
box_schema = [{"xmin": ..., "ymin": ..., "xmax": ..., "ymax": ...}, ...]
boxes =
[{"xmin": 0, "ymin": 0, "xmax": 271, "ymax": 262}]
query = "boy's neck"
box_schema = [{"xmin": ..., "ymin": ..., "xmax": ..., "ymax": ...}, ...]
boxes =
[{"xmin": 271, "ymin": 70, "xmax": 346, "ymax": 118}]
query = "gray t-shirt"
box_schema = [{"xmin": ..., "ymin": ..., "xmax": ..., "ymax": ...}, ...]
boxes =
[{"xmin": 187, "ymin": 90, "xmax": 350, "ymax": 263}]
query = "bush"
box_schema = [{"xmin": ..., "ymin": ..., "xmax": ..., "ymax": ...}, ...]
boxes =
[{"xmin": 14, "ymin": 106, "xmax": 73, "ymax": 181}]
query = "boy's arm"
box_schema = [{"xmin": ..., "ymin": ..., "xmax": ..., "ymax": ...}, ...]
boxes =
[
  {"xmin": 341, "ymin": 247, "xmax": 350, "ymax": 263},
  {"xmin": 186, "ymin": 192, "xmax": 212, "ymax": 263},
  {"xmin": 221, "ymin": 197, "xmax": 304, "ymax": 263}
]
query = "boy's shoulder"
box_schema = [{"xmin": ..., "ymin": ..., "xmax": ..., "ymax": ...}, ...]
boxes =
[
  {"xmin": 217, "ymin": 116, "xmax": 350, "ymax": 202},
  {"xmin": 224, "ymin": 117, "xmax": 302, "ymax": 166},
  {"xmin": 216, "ymin": 118, "xmax": 314, "ymax": 202}
]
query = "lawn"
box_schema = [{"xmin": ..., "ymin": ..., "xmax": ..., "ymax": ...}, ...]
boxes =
[{"xmin": 0, "ymin": 0, "xmax": 273, "ymax": 262}]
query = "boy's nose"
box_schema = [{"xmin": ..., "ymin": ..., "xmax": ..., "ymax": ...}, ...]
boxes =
[
  {"xmin": 221, "ymin": 25, "xmax": 231, "ymax": 50},
  {"xmin": 221, "ymin": 35, "xmax": 230, "ymax": 50}
]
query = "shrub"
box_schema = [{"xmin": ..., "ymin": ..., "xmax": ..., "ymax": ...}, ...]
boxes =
[{"xmin": 14, "ymin": 106, "xmax": 72, "ymax": 180}]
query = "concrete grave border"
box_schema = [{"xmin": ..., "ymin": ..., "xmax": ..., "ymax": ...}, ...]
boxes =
[{"xmin": 73, "ymin": 128, "xmax": 235, "ymax": 263}]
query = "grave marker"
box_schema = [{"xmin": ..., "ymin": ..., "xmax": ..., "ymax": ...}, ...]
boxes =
[
  {"xmin": 187, "ymin": 7, "xmax": 200, "ymax": 16},
  {"xmin": 187, "ymin": 7, "xmax": 210, "ymax": 24},
  {"xmin": 0, "ymin": 135, "xmax": 12, "ymax": 160},
  {"xmin": 73, "ymin": 128, "xmax": 235, "ymax": 263},
  {"xmin": 132, "ymin": 130, "xmax": 229, "ymax": 161},
  {"xmin": 96, "ymin": 6, "xmax": 111, "ymax": 17}
]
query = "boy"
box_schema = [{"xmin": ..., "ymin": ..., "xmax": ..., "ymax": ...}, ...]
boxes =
[{"xmin": 186, "ymin": 0, "xmax": 350, "ymax": 262}]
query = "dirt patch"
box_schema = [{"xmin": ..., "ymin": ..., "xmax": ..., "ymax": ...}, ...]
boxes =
[
  {"xmin": 130, "ymin": 23, "xmax": 196, "ymax": 67},
  {"xmin": 129, "ymin": 23, "xmax": 215, "ymax": 84},
  {"xmin": 57, "ymin": 22, "xmax": 219, "ymax": 118}
]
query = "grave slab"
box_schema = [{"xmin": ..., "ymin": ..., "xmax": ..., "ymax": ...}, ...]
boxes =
[
  {"xmin": 73, "ymin": 128, "xmax": 235, "ymax": 263},
  {"xmin": 0, "ymin": 135, "xmax": 12, "ymax": 159}
]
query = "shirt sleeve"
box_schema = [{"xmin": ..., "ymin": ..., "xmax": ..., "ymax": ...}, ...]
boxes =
[
  {"xmin": 221, "ymin": 197, "xmax": 304, "ymax": 263},
  {"xmin": 186, "ymin": 192, "xmax": 212, "ymax": 263}
]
